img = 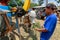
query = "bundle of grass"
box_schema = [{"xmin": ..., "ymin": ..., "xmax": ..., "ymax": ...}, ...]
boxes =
[{"xmin": 32, "ymin": 22, "xmax": 41, "ymax": 29}]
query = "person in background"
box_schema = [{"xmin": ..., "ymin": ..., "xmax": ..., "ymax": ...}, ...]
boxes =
[
  {"xmin": 35, "ymin": 3, "xmax": 57, "ymax": 40},
  {"xmin": 29, "ymin": 8, "xmax": 36, "ymax": 25},
  {"xmin": 37, "ymin": 11, "xmax": 42, "ymax": 19},
  {"xmin": 58, "ymin": 11, "xmax": 60, "ymax": 24},
  {"xmin": 55, "ymin": 10, "xmax": 60, "ymax": 24},
  {"xmin": 53, "ymin": 5, "xmax": 57, "ymax": 16}
]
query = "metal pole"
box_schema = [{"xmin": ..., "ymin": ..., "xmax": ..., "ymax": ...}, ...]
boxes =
[
  {"xmin": 13, "ymin": 0, "xmax": 22, "ymax": 40},
  {"xmin": 46, "ymin": 0, "xmax": 48, "ymax": 5},
  {"xmin": 15, "ymin": 16, "xmax": 21, "ymax": 40}
]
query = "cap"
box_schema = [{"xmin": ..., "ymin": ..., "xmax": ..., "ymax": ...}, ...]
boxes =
[{"xmin": 46, "ymin": 3, "xmax": 57, "ymax": 10}]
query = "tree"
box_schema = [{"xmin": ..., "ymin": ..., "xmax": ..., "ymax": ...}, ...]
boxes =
[
  {"xmin": 55, "ymin": 0, "xmax": 60, "ymax": 3},
  {"xmin": 55, "ymin": 0, "xmax": 60, "ymax": 6},
  {"xmin": 8, "ymin": 0, "xmax": 23, "ymax": 7},
  {"xmin": 38, "ymin": 0, "xmax": 44, "ymax": 6},
  {"xmin": 30, "ymin": 3, "xmax": 39, "ymax": 8}
]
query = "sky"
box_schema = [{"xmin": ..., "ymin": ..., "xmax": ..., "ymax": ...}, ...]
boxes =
[{"xmin": 32, "ymin": 0, "xmax": 60, "ymax": 6}]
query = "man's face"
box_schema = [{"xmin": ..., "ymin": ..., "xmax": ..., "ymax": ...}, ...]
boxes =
[{"xmin": 45, "ymin": 7, "xmax": 52, "ymax": 15}]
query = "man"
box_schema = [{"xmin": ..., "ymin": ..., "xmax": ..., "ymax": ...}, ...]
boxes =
[
  {"xmin": 35, "ymin": 3, "xmax": 57, "ymax": 40},
  {"xmin": 29, "ymin": 8, "xmax": 36, "ymax": 24}
]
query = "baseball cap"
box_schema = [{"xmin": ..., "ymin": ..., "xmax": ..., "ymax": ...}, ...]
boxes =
[{"xmin": 46, "ymin": 3, "xmax": 57, "ymax": 10}]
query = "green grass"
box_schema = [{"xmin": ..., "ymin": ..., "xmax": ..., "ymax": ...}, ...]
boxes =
[{"xmin": 32, "ymin": 22, "xmax": 41, "ymax": 28}]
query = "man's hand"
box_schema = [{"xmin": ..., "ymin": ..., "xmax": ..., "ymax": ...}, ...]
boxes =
[
  {"xmin": 34, "ymin": 28, "xmax": 39, "ymax": 31},
  {"xmin": 34, "ymin": 27, "xmax": 48, "ymax": 32}
]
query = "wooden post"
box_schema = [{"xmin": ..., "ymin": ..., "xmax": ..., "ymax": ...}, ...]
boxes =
[
  {"xmin": 2, "ymin": 14, "xmax": 13, "ymax": 34},
  {"xmin": 15, "ymin": 16, "xmax": 21, "ymax": 40}
]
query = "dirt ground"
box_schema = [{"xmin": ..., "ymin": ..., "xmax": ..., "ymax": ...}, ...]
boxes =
[{"xmin": 12, "ymin": 18, "xmax": 60, "ymax": 40}]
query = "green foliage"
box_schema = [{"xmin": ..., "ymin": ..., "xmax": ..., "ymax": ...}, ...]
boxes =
[
  {"xmin": 32, "ymin": 22, "xmax": 41, "ymax": 28},
  {"xmin": 38, "ymin": 0, "xmax": 44, "ymax": 6},
  {"xmin": 30, "ymin": 0, "xmax": 44, "ymax": 8},
  {"xmin": 30, "ymin": 3, "xmax": 39, "ymax": 8},
  {"xmin": 55, "ymin": 0, "xmax": 60, "ymax": 3},
  {"xmin": 15, "ymin": 0, "xmax": 24, "ymax": 6},
  {"xmin": 8, "ymin": 0, "xmax": 23, "ymax": 7},
  {"xmin": 8, "ymin": 0, "xmax": 43, "ymax": 8}
]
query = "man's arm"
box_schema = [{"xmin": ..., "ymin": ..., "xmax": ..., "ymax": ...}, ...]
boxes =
[{"xmin": 35, "ymin": 27, "xmax": 48, "ymax": 32}]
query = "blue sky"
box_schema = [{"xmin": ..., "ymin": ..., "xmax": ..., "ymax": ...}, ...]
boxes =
[{"xmin": 32, "ymin": 0, "xmax": 60, "ymax": 6}]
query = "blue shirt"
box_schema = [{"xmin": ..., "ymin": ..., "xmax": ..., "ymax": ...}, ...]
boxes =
[
  {"xmin": 0, "ymin": 4, "xmax": 11, "ymax": 17},
  {"xmin": 40, "ymin": 14, "xmax": 57, "ymax": 40}
]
